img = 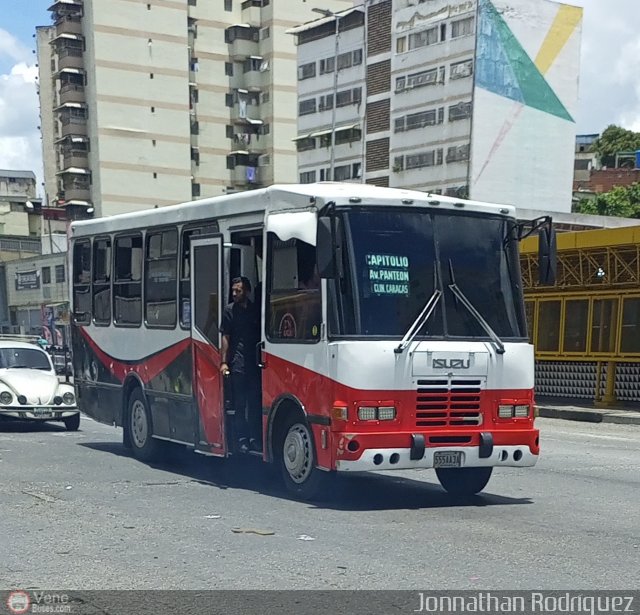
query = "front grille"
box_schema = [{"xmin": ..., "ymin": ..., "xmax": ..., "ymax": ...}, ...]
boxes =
[{"xmin": 416, "ymin": 378, "xmax": 483, "ymax": 427}]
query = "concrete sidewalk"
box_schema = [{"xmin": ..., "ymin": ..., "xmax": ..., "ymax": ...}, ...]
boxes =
[{"xmin": 536, "ymin": 397, "xmax": 640, "ymax": 425}]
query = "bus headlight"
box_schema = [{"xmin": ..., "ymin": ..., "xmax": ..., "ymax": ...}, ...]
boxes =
[
  {"xmin": 514, "ymin": 404, "xmax": 530, "ymax": 417},
  {"xmin": 358, "ymin": 406, "xmax": 377, "ymax": 421},
  {"xmin": 498, "ymin": 404, "xmax": 514, "ymax": 418},
  {"xmin": 357, "ymin": 406, "xmax": 396, "ymax": 421},
  {"xmin": 62, "ymin": 392, "xmax": 76, "ymax": 405},
  {"xmin": 377, "ymin": 406, "xmax": 396, "ymax": 421},
  {"xmin": 0, "ymin": 391, "xmax": 13, "ymax": 405}
]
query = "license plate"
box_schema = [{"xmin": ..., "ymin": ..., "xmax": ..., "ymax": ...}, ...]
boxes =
[
  {"xmin": 33, "ymin": 408, "xmax": 53, "ymax": 418},
  {"xmin": 433, "ymin": 451, "xmax": 463, "ymax": 468}
]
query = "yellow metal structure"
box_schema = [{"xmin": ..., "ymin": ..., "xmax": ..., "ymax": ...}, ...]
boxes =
[{"xmin": 521, "ymin": 226, "xmax": 640, "ymax": 403}]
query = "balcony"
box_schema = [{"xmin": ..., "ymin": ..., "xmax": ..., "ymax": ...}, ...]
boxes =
[
  {"xmin": 241, "ymin": 0, "xmax": 262, "ymax": 26},
  {"xmin": 231, "ymin": 165, "xmax": 262, "ymax": 186},
  {"xmin": 60, "ymin": 116, "xmax": 87, "ymax": 137},
  {"xmin": 242, "ymin": 68, "xmax": 263, "ymax": 91},
  {"xmin": 55, "ymin": 15, "xmax": 82, "ymax": 37},
  {"xmin": 61, "ymin": 186, "xmax": 91, "ymax": 202},
  {"xmin": 231, "ymin": 101, "xmax": 261, "ymax": 125},
  {"xmin": 57, "ymin": 47, "xmax": 83, "ymax": 71},
  {"xmin": 61, "ymin": 150, "xmax": 88, "ymax": 169},
  {"xmin": 59, "ymin": 83, "xmax": 85, "ymax": 105},
  {"xmin": 225, "ymin": 25, "xmax": 260, "ymax": 60}
]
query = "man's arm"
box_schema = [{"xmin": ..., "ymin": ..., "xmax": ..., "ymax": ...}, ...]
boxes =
[{"xmin": 220, "ymin": 334, "xmax": 230, "ymax": 375}]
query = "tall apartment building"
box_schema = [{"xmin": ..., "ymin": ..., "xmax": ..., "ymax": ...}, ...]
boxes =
[
  {"xmin": 292, "ymin": 0, "xmax": 582, "ymax": 213},
  {"xmin": 37, "ymin": 0, "xmax": 352, "ymax": 218}
]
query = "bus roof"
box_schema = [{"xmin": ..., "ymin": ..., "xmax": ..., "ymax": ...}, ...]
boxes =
[{"xmin": 70, "ymin": 183, "xmax": 516, "ymax": 237}]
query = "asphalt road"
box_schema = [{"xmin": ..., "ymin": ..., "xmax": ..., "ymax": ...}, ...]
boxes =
[{"xmin": 0, "ymin": 416, "xmax": 638, "ymax": 590}]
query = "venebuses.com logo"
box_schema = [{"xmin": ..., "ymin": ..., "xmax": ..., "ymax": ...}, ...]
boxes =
[{"xmin": 6, "ymin": 590, "xmax": 31, "ymax": 614}]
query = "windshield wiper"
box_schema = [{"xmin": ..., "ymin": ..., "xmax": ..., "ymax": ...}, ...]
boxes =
[
  {"xmin": 395, "ymin": 289, "xmax": 442, "ymax": 354},
  {"xmin": 447, "ymin": 261, "xmax": 505, "ymax": 355}
]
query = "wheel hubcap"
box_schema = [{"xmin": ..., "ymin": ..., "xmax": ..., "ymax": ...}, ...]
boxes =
[
  {"xmin": 131, "ymin": 400, "xmax": 148, "ymax": 448},
  {"xmin": 283, "ymin": 424, "xmax": 312, "ymax": 484}
]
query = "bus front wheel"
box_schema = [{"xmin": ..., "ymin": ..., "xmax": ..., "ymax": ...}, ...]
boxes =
[
  {"xmin": 278, "ymin": 416, "xmax": 327, "ymax": 500},
  {"xmin": 127, "ymin": 389, "xmax": 161, "ymax": 462},
  {"xmin": 435, "ymin": 467, "xmax": 493, "ymax": 496}
]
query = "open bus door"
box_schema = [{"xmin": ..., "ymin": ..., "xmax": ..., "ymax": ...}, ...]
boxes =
[{"xmin": 190, "ymin": 235, "xmax": 227, "ymax": 456}]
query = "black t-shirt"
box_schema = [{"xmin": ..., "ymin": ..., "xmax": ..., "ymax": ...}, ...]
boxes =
[{"xmin": 220, "ymin": 301, "xmax": 260, "ymax": 375}]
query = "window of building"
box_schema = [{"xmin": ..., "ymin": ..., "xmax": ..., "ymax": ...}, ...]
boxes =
[
  {"xmin": 396, "ymin": 36, "xmax": 406, "ymax": 53},
  {"xmin": 335, "ymin": 127, "xmax": 361, "ymax": 145},
  {"xmin": 114, "ymin": 234, "xmax": 143, "ymax": 326},
  {"xmin": 563, "ymin": 299, "xmax": 589, "ymax": 353},
  {"xmin": 55, "ymin": 264, "xmax": 65, "ymax": 283},
  {"xmin": 296, "ymin": 137, "xmax": 316, "ymax": 152},
  {"xmin": 298, "ymin": 62, "xmax": 316, "ymax": 80},
  {"xmin": 336, "ymin": 87, "xmax": 361, "ymax": 108},
  {"xmin": 260, "ymin": 27, "xmax": 270, "ymax": 40},
  {"xmin": 299, "ymin": 170, "xmax": 316, "ymax": 184},
  {"xmin": 333, "ymin": 165, "xmax": 350, "ymax": 181},
  {"xmin": 73, "ymin": 240, "xmax": 91, "ymax": 324},
  {"xmin": 449, "ymin": 101, "xmax": 472, "ymax": 121},
  {"xmin": 224, "ymin": 0, "xmax": 232, "ymax": 11},
  {"xmin": 451, "ymin": 16, "xmax": 474, "ymax": 38},
  {"xmin": 192, "ymin": 183, "xmax": 201, "ymax": 198},
  {"xmin": 266, "ymin": 235, "xmax": 321, "ymax": 343},
  {"xmin": 408, "ymin": 26, "xmax": 439, "ymax": 50},
  {"xmin": 405, "ymin": 149, "xmax": 443, "ymax": 170},
  {"xmin": 42, "ymin": 266, "xmax": 51, "ymax": 285},
  {"xmin": 319, "ymin": 57, "xmax": 335, "ymax": 74},
  {"xmin": 319, "ymin": 94, "xmax": 333, "ymax": 111},
  {"xmin": 93, "ymin": 237, "xmax": 111, "ymax": 325},
  {"xmin": 450, "ymin": 59, "xmax": 473, "ymax": 80},
  {"xmin": 446, "ymin": 143, "xmax": 470, "ymax": 163},
  {"xmin": 225, "ymin": 62, "xmax": 234, "ymax": 76},
  {"xmin": 620, "ymin": 297, "xmax": 640, "ymax": 353},
  {"xmin": 261, "ymin": 91, "xmax": 269, "ymax": 104},
  {"xmin": 591, "ymin": 298, "xmax": 618, "ymax": 353},
  {"xmin": 537, "ymin": 300, "xmax": 561, "ymax": 352},
  {"xmin": 145, "ymin": 229, "xmax": 178, "ymax": 328},
  {"xmin": 298, "ymin": 98, "xmax": 316, "ymax": 115}
]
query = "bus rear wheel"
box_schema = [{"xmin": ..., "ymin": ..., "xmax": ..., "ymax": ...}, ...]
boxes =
[
  {"xmin": 127, "ymin": 389, "xmax": 161, "ymax": 462},
  {"xmin": 278, "ymin": 415, "xmax": 327, "ymax": 501},
  {"xmin": 435, "ymin": 467, "xmax": 493, "ymax": 496}
]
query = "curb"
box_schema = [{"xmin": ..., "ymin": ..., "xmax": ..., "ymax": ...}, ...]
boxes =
[{"xmin": 537, "ymin": 406, "xmax": 640, "ymax": 426}]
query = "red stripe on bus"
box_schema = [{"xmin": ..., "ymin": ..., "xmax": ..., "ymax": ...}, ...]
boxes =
[{"xmin": 79, "ymin": 328, "xmax": 191, "ymax": 384}]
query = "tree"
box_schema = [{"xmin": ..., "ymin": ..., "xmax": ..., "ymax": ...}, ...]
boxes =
[
  {"xmin": 593, "ymin": 125, "xmax": 640, "ymax": 167},
  {"xmin": 575, "ymin": 183, "xmax": 640, "ymax": 218}
]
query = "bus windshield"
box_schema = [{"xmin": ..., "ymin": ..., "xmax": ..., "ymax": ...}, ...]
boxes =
[{"xmin": 330, "ymin": 207, "xmax": 526, "ymax": 340}]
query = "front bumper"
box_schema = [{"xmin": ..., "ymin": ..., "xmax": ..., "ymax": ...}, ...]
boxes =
[
  {"xmin": 0, "ymin": 407, "xmax": 79, "ymax": 420},
  {"xmin": 336, "ymin": 444, "xmax": 537, "ymax": 472}
]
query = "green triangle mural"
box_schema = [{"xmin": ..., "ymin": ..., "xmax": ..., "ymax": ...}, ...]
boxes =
[{"xmin": 476, "ymin": 0, "xmax": 574, "ymax": 122}]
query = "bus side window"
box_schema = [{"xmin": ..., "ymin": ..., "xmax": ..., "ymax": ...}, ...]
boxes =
[
  {"xmin": 93, "ymin": 236, "xmax": 112, "ymax": 325},
  {"xmin": 179, "ymin": 223, "xmax": 218, "ymax": 328},
  {"xmin": 266, "ymin": 234, "xmax": 321, "ymax": 343},
  {"xmin": 114, "ymin": 234, "xmax": 143, "ymax": 326},
  {"xmin": 145, "ymin": 228, "xmax": 178, "ymax": 328},
  {"xmin": 72, "ymin": 239, "xmax": 92, "ymax": 324}
]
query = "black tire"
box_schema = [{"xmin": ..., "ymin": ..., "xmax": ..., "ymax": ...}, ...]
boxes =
[
  {"xmin": 277, "ymin": 415, "xmax": 329, "ymax": 501},
  {"xmin": 435, "ymin": 467, "xmax": 493, "ymax": 496},
  {"xmin": 63, "ymin": 413, "xmax": 80, "ymax": 431},
  {"xmin": 127, "ymin": 389, "xmax": 161, "ymax": 462}
]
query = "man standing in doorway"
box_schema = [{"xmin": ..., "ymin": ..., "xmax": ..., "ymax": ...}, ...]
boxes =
[{"xmin": 220, "ymin": 276, "xmax": 262, "ymax": 453}]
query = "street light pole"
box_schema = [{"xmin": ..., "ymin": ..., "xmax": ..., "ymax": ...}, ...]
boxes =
[
  {"xmin": 312, "ymin": 8, "xmax": 340, "ymax": 180},
  {"xmin": 329, "ymin": 14, "xmax": 339, "ymax": 180}
]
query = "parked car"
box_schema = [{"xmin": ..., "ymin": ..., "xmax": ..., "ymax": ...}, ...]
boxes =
[{"xmin": 0, "ymin": 341, "xmax": 79, "ymax": 430}]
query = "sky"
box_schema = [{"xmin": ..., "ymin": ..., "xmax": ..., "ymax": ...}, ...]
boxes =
[{"xmin": 0, "ymin": 1, "xmax": 639, "ymax": 198}]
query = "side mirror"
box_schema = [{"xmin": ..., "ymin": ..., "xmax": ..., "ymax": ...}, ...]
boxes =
[
  {"xmin": 538, "ymin": 225, "xmax": 557, "ymax": 286},
  {"xmin": 316, "ymin": 215, "xmax": 342, "ymax": 279}
]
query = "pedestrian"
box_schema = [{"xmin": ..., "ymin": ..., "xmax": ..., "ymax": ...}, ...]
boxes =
[{"xmin": 220, "ymin": 276, "xmax": 262, "ymax": 453}]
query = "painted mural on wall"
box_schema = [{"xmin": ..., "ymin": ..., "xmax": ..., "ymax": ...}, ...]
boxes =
[{"xmin": 470, "ymin": 0, "xmax": 582, "ymax": 213}]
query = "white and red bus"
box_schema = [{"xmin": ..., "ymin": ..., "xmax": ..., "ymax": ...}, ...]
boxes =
[{"xmin": 70, "ymin": 183, "xmax": 555, "ymax": 498}]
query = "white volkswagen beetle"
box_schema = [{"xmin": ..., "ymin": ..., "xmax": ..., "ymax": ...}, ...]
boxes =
[{"xmin": 0, "ymin": 341, "xmax": 79, "ymax": 430}]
